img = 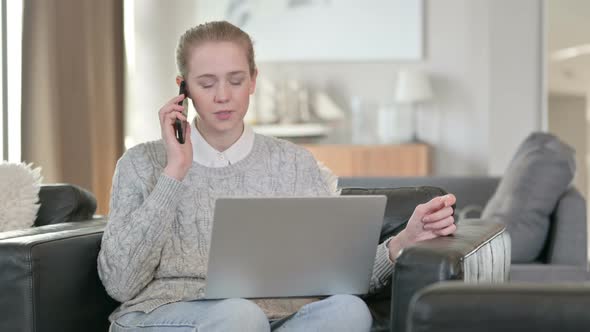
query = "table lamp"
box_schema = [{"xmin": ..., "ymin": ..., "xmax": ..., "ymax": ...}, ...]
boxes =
[{"xmin": 394, "ymin": 69, "xmax": 433, "ymax": 142}]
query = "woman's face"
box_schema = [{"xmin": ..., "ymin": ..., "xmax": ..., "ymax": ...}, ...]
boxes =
[{"xmin": 185, "ymin": 41, "xmax": 256, "ymax": 137}]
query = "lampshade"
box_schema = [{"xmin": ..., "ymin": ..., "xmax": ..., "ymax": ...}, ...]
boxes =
[{"xmin": 394, "ymin": 69, "xmax": 433, "ymax": 103}]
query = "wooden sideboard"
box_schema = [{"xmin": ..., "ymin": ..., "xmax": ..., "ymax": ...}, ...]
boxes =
[{"xmin": 302, "ymin": 143, "xmax": 431, "ymax": 177}]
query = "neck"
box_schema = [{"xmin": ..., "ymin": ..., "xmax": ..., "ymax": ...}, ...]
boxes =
[{"xmin": 196, "ymin": 119, "xmax": 244, "ymax": 152}]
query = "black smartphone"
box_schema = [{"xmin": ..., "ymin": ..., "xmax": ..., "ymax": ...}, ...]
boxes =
[{"xmin": 174, "ymin": 81, "xmax": 188, "ymax": 144}]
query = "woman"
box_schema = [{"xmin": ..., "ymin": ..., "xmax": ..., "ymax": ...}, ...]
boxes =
[{"xmin": 98, "ymin": 21, "xmax": 456, "ymax": 332}]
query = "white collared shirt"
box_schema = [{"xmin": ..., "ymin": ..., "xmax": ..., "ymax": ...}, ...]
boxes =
[
  {"xmin": 191, "ymin": 119, "xmax": 255, "ymax": 167},
  {"xmin": 190, "ymin": 118, "xmax": 340, "ymax": 194}
]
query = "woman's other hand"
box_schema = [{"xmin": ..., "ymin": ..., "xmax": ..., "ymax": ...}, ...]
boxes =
[{"xmin": 387, "ymin": 194, "xmax": 457, "ymax": 261}]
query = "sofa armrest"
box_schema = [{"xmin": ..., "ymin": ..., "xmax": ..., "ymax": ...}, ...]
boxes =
[
  {"xmin": 0, "ymin": 220, "xmax": 118, "ymax": 332},
  {"xmin": 0, "ymin": 216, "xmax": 105, "ymax": 241},
  {"xmin": 391, "ymin": 220, "xmax": 510, "ymax": 332},
  {"xmin": 407, "ymin": 281, "xmax": 590, "ymax": 332}
]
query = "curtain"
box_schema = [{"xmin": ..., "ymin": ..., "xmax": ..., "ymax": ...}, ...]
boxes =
[{"xmin": 21, "ymin": 0, "xmax": 124, "ymax": 215}]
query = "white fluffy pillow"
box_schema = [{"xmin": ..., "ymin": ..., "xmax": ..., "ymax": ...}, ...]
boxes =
[{"xmin": 0, "ymin": 162, "xmax": 43, "ymax": 232}]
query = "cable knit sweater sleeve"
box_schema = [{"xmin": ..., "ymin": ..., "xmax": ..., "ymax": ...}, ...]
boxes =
[{"xmin": 97, "ymin": 146, "xmax": 184, "ymax": 302}]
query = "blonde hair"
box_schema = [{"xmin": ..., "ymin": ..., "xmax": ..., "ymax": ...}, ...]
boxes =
[{"xmin": 176, "ymin": 21, "xmax": 256, "ymax": 78}]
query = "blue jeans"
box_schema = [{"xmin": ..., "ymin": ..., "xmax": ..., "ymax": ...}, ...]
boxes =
[{"xmin": 110, "ymin": 294, "xmax": 372, "ymax": 332}]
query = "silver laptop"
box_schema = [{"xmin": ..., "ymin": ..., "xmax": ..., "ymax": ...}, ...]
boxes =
[{"xmin": 204, "ymin": 195, "xmax": 386, "ymax": 299}]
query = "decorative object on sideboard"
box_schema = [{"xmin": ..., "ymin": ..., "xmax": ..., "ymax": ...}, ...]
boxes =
[
  {"xmin": 248, "ymin": 76, "xmax": 279, "ymax": 125},
  {"xmin": 313, "ymin": 91, "xmax": 345, "ymax": 122},
  {"xmin": 276, "ymin": 80, "xmax": 307, "ymax": 124},
  {"xmin": 394, "ymin": 69, "xmax": 433, "ymax": 142},
  {"xmin": 377, "ymin": 102, "xmax": 411, "ymax": 144},
  {"xmin": 249, "ymin": 76, "xmax": 339, "ymax": 138},
  {"xmin": 350, "ymin": 96, "xmax": 379, "ymax": 144}
]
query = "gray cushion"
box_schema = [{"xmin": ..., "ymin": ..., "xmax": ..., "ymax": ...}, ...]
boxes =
[{"xmin": 482, "ymin": 132, "xmax": 575, "ymax": 263}]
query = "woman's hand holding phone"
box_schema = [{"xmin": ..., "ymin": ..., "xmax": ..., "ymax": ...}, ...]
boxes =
[{"xmin": 158, "ymin": 93, "xmax": 193, "ymax": 181}]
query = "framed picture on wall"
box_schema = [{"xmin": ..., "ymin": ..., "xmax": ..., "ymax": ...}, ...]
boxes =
[{"xmin": 196, "ymin": 0, "xmax": 424, "ymax": 62}]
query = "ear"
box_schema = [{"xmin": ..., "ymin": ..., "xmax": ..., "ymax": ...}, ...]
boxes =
[{"xmin": 249, "ymin": 69, "xmax": 258, "ymax": 95}]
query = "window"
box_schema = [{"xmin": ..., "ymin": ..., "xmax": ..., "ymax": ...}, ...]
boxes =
[{"xmin": 0, "ymin": 0, "xmax": 23, "ymax": 162}]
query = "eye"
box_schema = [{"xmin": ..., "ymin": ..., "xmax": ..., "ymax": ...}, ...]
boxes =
[
  {"xmin": 198, "ymin": 81, "xmax": 215, "ymax": 89},
  {"xmin": 228, "ymin": 73, "xmax": 246, "ymax": 86}
]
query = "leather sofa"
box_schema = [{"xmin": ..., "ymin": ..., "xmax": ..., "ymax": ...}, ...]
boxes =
[
  {"xmin": 407, "ymin": 281, "xmax": 590, "ymax": 332},
  {"xmin": 0, "ymin": 183, "xmax": 509, "ymax": 332},
  {"xmin": 340, "ymin": 176, "xmax": 589, "ymax": 283},
  {"xmin": 0, "ymin": 184, "xmax": 116, "ymax": 332}
]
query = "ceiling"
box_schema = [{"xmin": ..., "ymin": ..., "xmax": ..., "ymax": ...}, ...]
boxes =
[{"xmin": 547, "ymin": 0, "xmax": 590, "ymax": 95}]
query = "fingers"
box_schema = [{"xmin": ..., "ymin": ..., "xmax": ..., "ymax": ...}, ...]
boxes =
[
  {"xmin": 415, "ymin": 196, "xmax": 444, "ymax": 216},
  {"xmin": 423, "ymin": 215, "xmax": 454, "ymax": 230},
  {"xmin": 415, "ymin": 194, "xmax": 456, "ymax": 217},
  {"xmin": 159, "ymin": 94, "xmax": 188, "ymax": 125},
  {"xmin": 159, "ymin": 104, "xmax": 185, "ymax": 122},
  {"xmin": 183, "ymin": 119, "xmax": 192, "ymax": 145},
  {"xmin": 158, "ymin": 94, "xmax": 186, "ymax": 120},
  {"xmin": 434, "ymin": 223, "xmax": 457, "ymax": 236},
  {"xmin": 164, "ymin": 110, "xmax": 187, "ymax": 124},
  {"xmin": 168, "ymin": 94, "xmax": 185, "ymax": 105},
  {"xmin": 442, "ymin": 194, "xmax": 457, "ymax": 207},
  {"xmin": 406, "ymin": 193, "xmax": 458, "ymax": 244},
  {"xmin": 161, "ymin": 95, "xmax": 185, "ymax": 113},
  {"xmin": 423, "ymin": 206, "xmax": 454, "ymax": 223},
  {"xmin": 160, "ymin": 108, "xmax": 188, "ymax": 143}
]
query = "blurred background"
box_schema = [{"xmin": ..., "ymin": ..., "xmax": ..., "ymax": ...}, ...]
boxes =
[{"xmin": 0, "ymin": 0, "xmax": 587, "ymax": 215}]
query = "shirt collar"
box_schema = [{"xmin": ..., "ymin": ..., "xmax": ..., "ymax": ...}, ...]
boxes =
[{"xmin": 190, "ymin": 118, "xmax": 255, "ymax": 167}]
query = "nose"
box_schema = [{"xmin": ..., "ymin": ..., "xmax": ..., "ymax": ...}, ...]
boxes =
[{"xmin": 214, "ymin": 81, "xmax": 230, "ymax": 103}]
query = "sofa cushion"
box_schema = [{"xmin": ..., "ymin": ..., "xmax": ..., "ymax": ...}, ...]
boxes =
[
  {"xmin": 481, "ymin": 132, "xmax": 575, "ymax": 263},
  {"xmin": 0, "ymin": 162, "xmax": 42, "ymax": 232},
  {"xmin": 35, "ymin": 184, "xmax": 98, "ymax": 226}
]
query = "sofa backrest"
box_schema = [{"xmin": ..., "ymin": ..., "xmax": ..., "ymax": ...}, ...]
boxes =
[
  {"xmin": 542, "ymin": 187, "xmax": 587, "ymax": 265},
  {"xmin": 339, "ymin": 177, "xmax": 500, "ymax": 212},
  {"xmin": 36, "ymin": 184, "xmax": 97, "ymax": 226}
]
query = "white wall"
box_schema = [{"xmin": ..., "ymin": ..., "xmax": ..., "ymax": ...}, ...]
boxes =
[
  {"xmin": 125, "ymin": 0, "xmax": 544, "ymax": 176},
  {"xmin": 258, "ymin": 0, "xmax": 493, "ymax": 175},
  {"xmin": 548, "ymin": 94, "xmax": 587, "ymax": 197},
  {"xmin": 487, "ymin": 0, "xmax": 544, "ymax": 175}
]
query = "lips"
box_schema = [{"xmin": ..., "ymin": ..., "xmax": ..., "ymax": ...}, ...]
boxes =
[{"xmin": 214, "ymin": 110, "xmax": 233, "ymax": 120}]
